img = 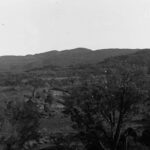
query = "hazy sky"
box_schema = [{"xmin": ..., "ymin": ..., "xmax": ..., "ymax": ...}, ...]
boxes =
[{"xmin": 0, "ymin": 0, "xmax": 150, "ymax": 55}]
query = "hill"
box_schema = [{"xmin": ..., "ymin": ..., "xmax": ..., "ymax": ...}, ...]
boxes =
[
  {"xmin": 101, "ymin": 49, "xmax": 150, "ymax": 68},
  {"xmin": 0, "ymin": 48, "xmax": 138, "ymax": 72}
]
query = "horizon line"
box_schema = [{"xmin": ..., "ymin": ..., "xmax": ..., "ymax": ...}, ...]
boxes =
[{"xmin": 0, "ymin": 47, "xmax": 148, "ymax": 57}]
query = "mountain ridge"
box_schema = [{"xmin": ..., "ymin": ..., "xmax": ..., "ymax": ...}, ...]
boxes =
[{"xmin": 0, "ymin": 48, "xmax": 140, "ymax": 72}]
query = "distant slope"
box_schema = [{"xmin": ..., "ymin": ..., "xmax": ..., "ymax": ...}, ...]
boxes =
[
  {"xmin": 100, "ymin": 49, "xmax": 150, "ymax": 73},
  {"xmin": 0, "ymin": 48, "xmax": 138, "ymax": 72},
  {"xmin": 102, "ymin": 49, "xmax": 150, "ymax": 66}
]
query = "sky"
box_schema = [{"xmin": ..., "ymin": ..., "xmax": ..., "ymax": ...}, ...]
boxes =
[{"xmin": 0, "ymin": 0, "xmax": 150, "ymax": 55}]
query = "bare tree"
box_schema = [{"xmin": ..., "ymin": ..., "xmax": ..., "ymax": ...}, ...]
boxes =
[{"xmin": 63, "ymin": 64, "xmax": 147, "ymax": 150}]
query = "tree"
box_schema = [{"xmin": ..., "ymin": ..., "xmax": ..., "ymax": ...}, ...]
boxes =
[
  {"xmin": 3, "ymin": 98, "xmax": 41, "ymax": 150},
  {"xmin": 24, "ymin": 77, "xmax": 46, "ymax": 98},
  {"xmin": 63, "ymin": 64, "xmax": 148, "ymax": 150},
  {"xmin": 139, "ymin": 98, "xmax": 150, "ymax": 148}
]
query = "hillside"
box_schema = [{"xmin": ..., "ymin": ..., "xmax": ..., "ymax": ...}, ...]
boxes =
[
  {"xmin": 0, "ymin": 48, "xmax": 138, "ymax": 72},
  {"xmin": 101, "ymin": 49, "xmax": 150, "ymax": 69}
]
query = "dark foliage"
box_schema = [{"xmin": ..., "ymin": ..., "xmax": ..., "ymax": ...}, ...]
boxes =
[
  {"xmin": 63, "ymin": 64, "xmax": 148, "ymax": 150},
  {"xmin": 3, "ymin": 99, "xmax": 41, "ymax": 150}
]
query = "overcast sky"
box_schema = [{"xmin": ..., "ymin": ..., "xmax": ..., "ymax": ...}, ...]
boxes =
[{"xmin": 0, "ymin": 0, "xmax": 150, "ymax": 55}]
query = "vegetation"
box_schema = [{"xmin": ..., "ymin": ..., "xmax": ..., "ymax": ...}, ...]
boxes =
[
  {"xmin": 63, "ymin": 64, "xmax": 149, "ymax": 150},
  {"xmin": 0, "ymin": 50, "xmax": 150, "ymax": 149},
  {"xmin": 3, "ymin": 99, "xmax": 40, "ymax": 150}
]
